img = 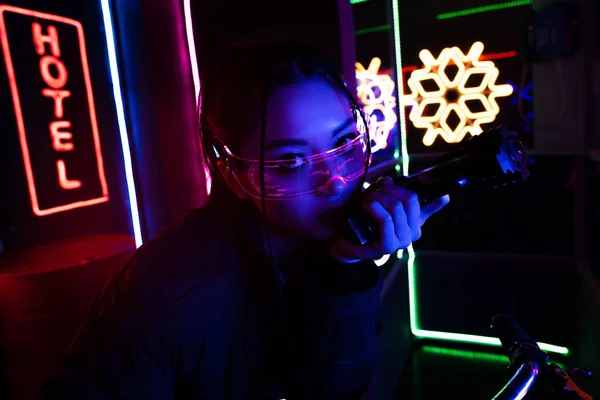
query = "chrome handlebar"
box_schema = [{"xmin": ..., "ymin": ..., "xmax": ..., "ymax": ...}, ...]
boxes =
[{"xmin": 491, "ymin": 314, "xmax": 594, "ymax": 400}]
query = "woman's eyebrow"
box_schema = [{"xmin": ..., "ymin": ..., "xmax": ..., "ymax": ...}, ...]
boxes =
[
  {"xmin": 331, "ymin": 117, "xmax": 356, "ymax": 137},
  {"xmin": 265, "ymin": 117, "xmax": 356, "ymax": 151}
]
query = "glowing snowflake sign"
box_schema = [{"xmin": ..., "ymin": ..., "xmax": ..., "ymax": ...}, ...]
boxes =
[
  {"xmin": 403, "ymin": 41, "xmax": 513, "ymax": 146},
  {"xmin": 356, "ymin": 57, "xmax": 397, "ymax": 153}
]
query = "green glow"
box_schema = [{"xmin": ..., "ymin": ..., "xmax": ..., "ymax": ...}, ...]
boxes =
[
  {"xmin": 407, "ymin": 246, "xmax": 418, "ymax": 333},
  {"xmin": 422, "ymin": 346, "xmax": 568, "ymax": 370},
  {"xmin": 436, "ymin": 0, "xmax": 532, "ymax": 20},
  {"xmin": 355, "ymin": 24, "xmax": 391, "ymax": 36},
  {"xmin": 407, "ymin": 253, "xmax": 570, "ymax": 355},
  {"xmin": 422, "ymin": 346, "xmax": 509, "ymax": 363},
  {"xmin": 394, "ymin": 149, "xmax": 400, "ymax": 159},
  {"xmin": 350, "ymin": 0, "xmax": 369, "ymax": 4},
  {"xmin": 391, "ymin": 0, "xmax": 409, "ymax": 176},
  {"xmin": 395, "ymin": 164, "xmax": 401, "ymax": 173}
]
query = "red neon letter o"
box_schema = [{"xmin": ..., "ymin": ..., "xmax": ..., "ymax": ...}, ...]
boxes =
[{"xmin": 39, "ymin": 55, "xmax": 68, "ymax": 89}]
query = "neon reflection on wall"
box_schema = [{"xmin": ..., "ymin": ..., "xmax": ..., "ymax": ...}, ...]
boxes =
[
  {"xmin": 355, "ymin": 57, "xmax": 397, "ymax": 153},
  {"xmin": 403, "ymin": 41, "xmax": 513, "ymax": 146},
  {"xmin": 0, "ymin": 5, "xmax": 109, "ymax": 216},
  {"xmin": 507, "ymin": 80, "xmax": 534, "ymax": 132}
]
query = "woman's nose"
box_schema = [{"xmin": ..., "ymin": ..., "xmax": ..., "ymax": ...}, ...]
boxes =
[{"xmin": 323, "ymin": 175, "xmax": 348, "ymax": 196}]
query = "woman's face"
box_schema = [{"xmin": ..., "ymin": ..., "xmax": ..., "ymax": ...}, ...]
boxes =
[{"xmin": 237, "ymin": 76, "xmax": 364, "ymax": 240}]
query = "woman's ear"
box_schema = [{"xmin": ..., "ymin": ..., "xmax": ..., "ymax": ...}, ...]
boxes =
[{"xmin": 216, "ymin": 159, "xmax": 251, "ymax": 199}]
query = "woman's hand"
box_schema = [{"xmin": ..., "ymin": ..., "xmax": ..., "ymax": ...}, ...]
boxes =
[{"xmin": 330, "ymin": 177, "xmax": 450, "ymax": 263}]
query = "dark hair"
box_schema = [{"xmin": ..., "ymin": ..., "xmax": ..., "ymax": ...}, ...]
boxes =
[{"xmin": 198, "ymin": 41, "xmax": 358, "ymax": 199}]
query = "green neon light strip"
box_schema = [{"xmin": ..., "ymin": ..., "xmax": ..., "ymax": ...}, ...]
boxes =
[
  {"xmin": 407, "ymin": 249, "xmax": 570, "ymax": 355},
  {"xmin": 350, "ymin": 0, "xmax": 369, "ymax": 4},
  {"xmin": 355, "ymin": 24, "xmax": 390, "ymax": 36},
  {"xmin": 421, "ymin": 346, "xmax": 568, "ymax": 370},
  {"xmin": 391, "ymin": 0, "xmax": 408, "ymax": 171},
  {"xmin": 436, "ymin": 0, "xmax": 532, "ymax": 20},
  {"xmin": 422, "ymin": 346, "xmax": 509, "ymax": 364}
]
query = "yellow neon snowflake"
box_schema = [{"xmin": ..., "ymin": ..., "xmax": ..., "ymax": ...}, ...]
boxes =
[
  {"xmin": 403, "ymin": 41, "xmax": 513, "ymax": 146},
  {"xmin": 355, "ymin": 57, "xmax": 397, "ymax": 153}
]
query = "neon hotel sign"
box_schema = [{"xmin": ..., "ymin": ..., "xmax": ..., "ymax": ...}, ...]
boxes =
[{"xmin": 0, "ymin": 5, "xmax": 108, "ymax": 216}]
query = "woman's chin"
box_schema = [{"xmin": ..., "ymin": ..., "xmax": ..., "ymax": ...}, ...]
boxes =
[{"xmin": 266, "ymin": 213, "xmax": 340, "ymax": 241}]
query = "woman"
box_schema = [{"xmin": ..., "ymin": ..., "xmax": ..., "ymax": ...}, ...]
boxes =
[{"xmin": 41, "ymin": 42, "xmax": 449, "ymax": 399}]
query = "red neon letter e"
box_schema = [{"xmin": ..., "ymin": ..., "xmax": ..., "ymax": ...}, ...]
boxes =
[{"xmin": 49, "ymin": 121, "xmax": 74, "ymax": 151}]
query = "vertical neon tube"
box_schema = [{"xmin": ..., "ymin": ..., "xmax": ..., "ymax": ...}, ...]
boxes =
[
  {"xmin": 406, "ymin": 244, "xmax": 418, "ymax": 333},
  {"xmin": 391, "ymin": 0, "xmax": 419, "ymax": 342},
  {"xmin": 183, "ymin": 0, "xmax": 211, "ymax": 195},
  {"xmin": 391, "ymin": 0, "xmax": 409, "ymax": 176},
  {"xmin": 100, "ymin": 0, "xmax": 143, "ymax": 248},
  {"xmin": 183, "ymin": 0, "xmax": 200, "ymax": 100}
]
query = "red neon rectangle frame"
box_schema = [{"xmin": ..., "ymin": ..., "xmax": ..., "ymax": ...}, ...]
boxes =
[{"xmin": 0, "ymin": 5, "xmax": 109, "ymax": 216}]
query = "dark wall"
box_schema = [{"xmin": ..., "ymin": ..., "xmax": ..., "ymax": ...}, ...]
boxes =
[
  {"xmin": 414, "ymin": 155, "xmax": 575, "ymax": 256},
  {"xmin": 190, "ymin": 0, "xmax": 345, "ymax": 81}
]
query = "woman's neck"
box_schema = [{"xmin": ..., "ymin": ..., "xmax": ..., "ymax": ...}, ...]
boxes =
[{"xmin": 239, "ymin": 199, "xmax": 321, "ymax": 268}]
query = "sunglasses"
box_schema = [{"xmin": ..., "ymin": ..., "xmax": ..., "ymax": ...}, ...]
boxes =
[{"xmin": 212, "ymin": 107, "xmax": 372, "ymax": 199}]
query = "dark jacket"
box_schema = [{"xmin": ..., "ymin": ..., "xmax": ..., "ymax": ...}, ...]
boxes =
[{"xmin": 40, "ymin": 194, "xmax": 381, "ymax": 399}]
